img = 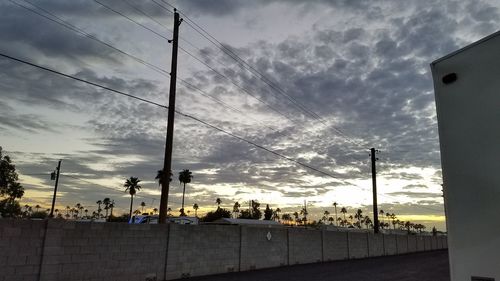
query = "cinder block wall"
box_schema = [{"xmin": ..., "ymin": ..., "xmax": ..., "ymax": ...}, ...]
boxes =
[
  {"xmin": 322, "ymin": 231, "xmax": 349, "ymax": 261},
  {"xmin": 367, "ymin": 233, "xmax": 384, "ymax": 257},
  {"xmin": 0, "ymin": 220, "xmax": 448, "ymax": 281},
  {"xmin": 0, "ymin": 219, "xmax": 46, "ymax": 281},
  {"xmin": 239, "ymin": 226, "xmax": 287, "ymax": 271},
  {"xmin": 288, "ymin": 228, "xmax": 322, "ymax": 265},
  {"xmin": 348, "ymin": 232, "xmax": 369, "ymax": 259},
  {"xmin": 165, "ymin": 224, "xmax": 240, "ymax": 280}
]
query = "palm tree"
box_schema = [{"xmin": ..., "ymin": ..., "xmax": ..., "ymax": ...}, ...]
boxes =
[
  {"xmin": 282, "ymin": 213, "xmax": 292, "ymax": 225},
  {"xmin": 216, "ymin": 198, "xmax": 222, "ymax": 209},
  {"xmin": 323, "ymin": 210, "xmax": 330, "ymax": 223},
  {"xmin": 292, "ymin": 211, "xmax": 299, "ymax": 225},
  {"xmin": 233, "ymin": 202, "xmax": 241, "ymax": 218},
  {"xmin": 103, "ymin": 198, "xmax": 111, "ymax": 218},
  {"xmin": 364, "ymin": 216, "xmax": 372, "ymax": 229},
  {"xmin": 153, "ymin": 208, "xmax": 158, "ymax": 215},
  {"xmin": 54, "ymin": 209, "xmax": 59, "ymax": 217},
  {"xmin": 35, "ymin": 204, "xmax": 41, "ymax": 212},
  {"xmin": 109, "ymin": 201, "xmax": 115, "ymax": 218},
  {"xmin": 333, "ymin": 202, "xmax": 338, "ymax": 226},
  {"xmin": 140, "ymin": 201, "xmax": 146, "ymax": 213},
  {"xmin": 84, "ymin": 209, "xmax": 88, "ymax": 218},
  {"xmin": 96, "ymin": 200, "xmax": 102, "ymax": 218},
  {"xmin": 124, "ymin": 177, "xmax": 142, "ymax": 220},
  {"xmin": 193, "ymin": 203, "xmax": 199, "ymax": 217},
  {"xmin": 379, "ymin": 209, "xmax": 385, "ymax": 223},
  {"xmin": 274, "ymin": 208, "xmax": 281, "ymax": 222},
  {"xmin": 354, "ymin": 209, "xmax": 363, "ymax": 228},
  {"xmin": 155, "ymin": 169, "xmax": 173, "ymax": 187},
  {"xmin": 340, "ymin": 207, "xmax": 347, "ymax": 226},
  {"xmin": 178, "ymin": 169, "xmax": 193, "ymax": 211},
  {"xmin": 300, "ymin": 207, "xmax": 308, "ymax": 225},
  {"xmin": 75, "ymin": 203, "xmax": 82, "ymax": 218}
]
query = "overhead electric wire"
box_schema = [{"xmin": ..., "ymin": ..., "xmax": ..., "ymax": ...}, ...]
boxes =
[
  {"xmin": 11, "ymin": 0, "xmax": 288, "ymax": 141},
  {"xmin": 160, "ymin": 0, "xmax": 367, "ymax": 148},
  {"xmin": 94, "ymin": 0, "xmax": 171, "ymax": 41},
  {"xmin": 0, "ymin": 52, "xmax": 344, "ymax": 182},
  {"xmin": 93, "ymin": 0, "xmax": 301, "ymax": 126},
  {"xmin": 177, "ymin": 76, "xmax": 288, "ymax": 137},
  {"xmin": 11, "ymin": 0, "xmax": 169, "ymax": 78}
]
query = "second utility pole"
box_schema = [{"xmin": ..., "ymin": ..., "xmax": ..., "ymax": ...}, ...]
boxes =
[
  {"xmin": 370, "ymin": 148, "xmax": 380, "ymax": 233},
  {"xmin": 159, "ymin": 10, "xmax": 182, "ymax": 224},
  {"xmin": 49, "ymin": 160, "xmax": 61, "ymax": 218}
]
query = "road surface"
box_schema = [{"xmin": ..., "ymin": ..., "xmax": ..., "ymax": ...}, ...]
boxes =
[{"xmin": 182, "ymin": 250, "xmax": 450, "ymax": 281}]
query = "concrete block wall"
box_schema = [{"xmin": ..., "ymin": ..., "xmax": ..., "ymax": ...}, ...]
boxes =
[
  {"xmin": 322, "ymin": 231, "xmax": 349, "ymax": 261},
  {"xmin": 41, "ymin": 220, "xmax": 168, "ymax": 281},
  {"xmin": 383, "ymin": 234, "xmax": 398, "ymax": 255},
  {"xmin": 407, "ymin": 235, "xmax": 417, "ymax": 252},
  {"xmin": 416, "ymin": 236, "xmax": 426, "ymax": 251},
  {"xmin": 288, "ymin": 228, "xmax": 322, "ymax": 265},
  {"xmin": 396, "ymin": 235, "xmax": 409, "ymax": 254},
  {"xmin": 424, "ymin": 236, "xmax": 432, "ymax": 250},
  {"xmin": 0, "ymin": 219, "xmax": 46, "ymax": 281},
  {"xmin": 348, "ymin": 232, "xmax": 369, "ymax": 259},
  {"xmin": 240, "ymin": 226, "xmax": 288, "ymax": 270},
  {"xmin": 0, "ymin": 220, "xmax": 448, "ymax": 281},
  {"xmin": 367, "ymin": 233, "xmax": 384, "ymax": 257},
  {"xmin": 165, "ymin": 224, "xmax": 239, "ymax": 280}
]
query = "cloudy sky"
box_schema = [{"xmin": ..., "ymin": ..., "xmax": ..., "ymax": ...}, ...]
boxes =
[{"xmin": 1, "ymin": 0, "xmax": 498, "ymax": 229}]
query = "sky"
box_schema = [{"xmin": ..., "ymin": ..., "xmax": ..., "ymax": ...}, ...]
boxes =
[{"xmin": 1, "ymin": 0, "xmax": 499, "ymax": 230}]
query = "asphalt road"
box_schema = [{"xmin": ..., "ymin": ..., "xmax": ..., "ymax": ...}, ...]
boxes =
[{"xmin": 182, "ymin": 250, "xmax": 450, "ymax": 281}]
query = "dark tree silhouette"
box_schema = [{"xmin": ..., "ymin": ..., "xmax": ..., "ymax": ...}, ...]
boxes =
[
  {"xmin": 178, "ymin": 169, "xmax": 193, "ymax": 215},
  {"xmin": 124, "ymin": 177, "xmax": 141, "ymax": 220},
  {"xmin": 0, "ymin": 147, "xmax": 24, "ymax": 217}
]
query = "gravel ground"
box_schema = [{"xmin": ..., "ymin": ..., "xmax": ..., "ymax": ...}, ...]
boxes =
[{"xmin": 180, "ymin": 250, "xmax": 450, "ymax": 281}]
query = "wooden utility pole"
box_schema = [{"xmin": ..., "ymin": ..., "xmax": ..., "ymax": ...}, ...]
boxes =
[
  {"xmin": 370, "ymin": 148, "xmax": 380, "ymax": 233},
  {"xmin": 159, "ymin": 10, "xmax": 182, "ymax": 224},
  {"xmin": 49, "ymin": 160, "xmax": 61, "ymax": 218}
]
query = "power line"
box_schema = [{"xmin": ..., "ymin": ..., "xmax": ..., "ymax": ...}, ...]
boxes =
[
  {"xmin": 10, "ymin": 0, "xmax": 169, "ymax": 78},
  {"xmin": 93, "ymin": 0, "xmax": 300, "ymax": 126},
  {"xmin": 161, "ymin": 1, "xmax": 367, "ymax": 148},
  {"xmin": 0, "ymin": 53, "xmax": 167, "ymax": 108},
  {"xmin": 94, "ymin": 0, "xmax": 171, "ymax": 41},
  {"xmin": 0, "ymin": 52, "xmax": 341, "ymax": 182},
  {"xmin": 1, "ymin": 53, "xmax": 440, "ymax": 215},
  {"xmin": 90, "ymin": 0, "xmax": 365, "ymax": 161},
  {"xmin": 12, "ymin": 0, "xmax": 287, "ymax": 140}
]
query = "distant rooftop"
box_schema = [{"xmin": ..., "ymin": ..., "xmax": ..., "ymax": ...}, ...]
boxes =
[{"xmin": 212, "ymin": 218, "xmax": 283, "ymax": 226}]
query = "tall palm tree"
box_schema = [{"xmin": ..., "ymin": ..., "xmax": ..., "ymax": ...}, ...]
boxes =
[
  {"xmin": 340, "ymin": 207, "xmax": 347, "ymax": 226},
  {"xmin": 379, "ymin": 209, "xmax": 385, "ymax": 223},
  {"xmin": 109, "ymin": 201, "xmax": 115, "ymax": 218},
  {"xmin": 193, "ymin": 203, "xmax": 199, "ymax": 217},
  {"xmin": 75, "ymin": 203, "xmax": 82, "ymax": 218},
  {"xmin": 103, "ymin": 198, "xmax": 111, "ymax": 218},
  {"xmin": 178, "ymin": 169, "xmax": 193, "ymax": 212},
  {"xmin": 323, "ymin": 210, "xmax": 330, "ymax": 223},
  {"xmin": 153, "ymin": 208, "xmax": 158, "ymax": 215},
  {"xmin": 233, "ymin": 202, "xmax": 240, "ymax": 218},
  {"xmin": 354, "ymin": 209, "xmax": 363, "ymax": 228},
  {"xmin": 140, "ymin": 201, "xmax": 146, "ymax": 213},
  {"xmin": 96, "ymin": 200, "xmax": 102, "ymax": 218},
  {"xmin": 124, "ymin": 177, "xmax": 142, "ymax": 220},
  {"xmin": 274, "ymin": 208, "xmax": 281, "ymax": 222},
  {"xmin": 35, "ymin": 204, "xmax": 41, "ymax": 212},
  {"xmin": 216, "ymin": 198, "xmax": 222, "ymax": 209},
  {"xmin": 333, "ymin": 202, "xmax": 338, "ymax": 226}
]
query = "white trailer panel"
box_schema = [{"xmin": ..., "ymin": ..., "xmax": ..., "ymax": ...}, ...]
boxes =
[{"xmin": 431, "ymin": 32, "xmax": 500, "ymax": 281}]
